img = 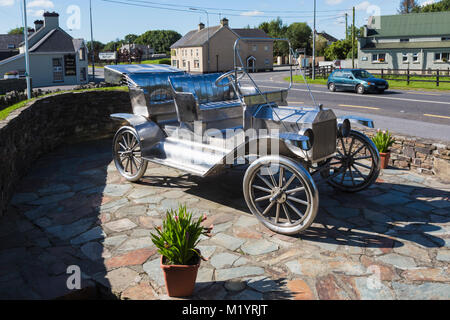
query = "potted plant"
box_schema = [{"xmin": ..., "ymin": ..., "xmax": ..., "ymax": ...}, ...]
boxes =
[
  {"xmin": 371, "ymin": 129, "xmax": 395, "ymax": 169},
  {"xmin": 151, "ymin": 205, "xmax": 212, "ymax": 297}
]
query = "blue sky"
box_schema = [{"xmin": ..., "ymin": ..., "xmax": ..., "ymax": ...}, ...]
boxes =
[{"xmin": 0, "ymin": 0, "xmax": 436, "ymax": 43}]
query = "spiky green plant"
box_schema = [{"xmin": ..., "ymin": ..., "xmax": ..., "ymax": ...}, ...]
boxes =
[
  {"xmin": 372, "ymin": 129, "xmax": 395, "ymax": 153},
  {"xmin": 151, "ymin": 205, "xmax": 212, "ymax": 265}
]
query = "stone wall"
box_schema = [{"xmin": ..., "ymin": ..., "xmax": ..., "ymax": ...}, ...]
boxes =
[
  {"xmin": 362, "ymin": 129, "xmax": 450, "ymax": 180},
  {"xmin": 0, "ymin": 78, "xmax": 28, "ymax": 95},
  {"xmin": 0, "ymin": 90, "xmax": 131, "ymax": 216}
]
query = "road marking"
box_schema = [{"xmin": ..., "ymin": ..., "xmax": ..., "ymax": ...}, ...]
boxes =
[
  {"xmin": 338, "ymin": 104, "xmax": 380, "ymax": 110},
  {"xmin": 257, "ymin": 84, "xmax": 450, "ymax": 106},
  {"xmin": 287, "ymin": 101, "xmax": 304, "ymax": 105},
  {"xmin": 424, "ymin": 114, "xmax": 450, "ymax": 120}
]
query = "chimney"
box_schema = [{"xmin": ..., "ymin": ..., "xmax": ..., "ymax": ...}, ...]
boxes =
[
  {"xmin": 34, "ymin": 20, "xmax": 44, "ymax": 31},
  {"xmin": 198, "ymin": 22, "xmax": 205, "ymax": 31},
  {"xmin": 220, "ymin": 18, "xmax": 229, "ymax": 27},
  {"xmin": 43, "ymin": 11, "xmax": 59, "ymax": 29}
]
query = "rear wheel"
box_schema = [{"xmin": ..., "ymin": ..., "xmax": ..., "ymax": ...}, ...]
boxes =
[
  {"xmin": 356, "ymin": 85, "xmax": 365, "ymax": 94},
  {"xmin": 243, "ymin": 156, "xmax": 319, "ymax": 235},
  {"xmin": 328, "ymin": 82, "xmax": 336, "ymax": 92},
  {"xmin": 113, "ymin": 126, "xmax": 148, "ymax": 182}
]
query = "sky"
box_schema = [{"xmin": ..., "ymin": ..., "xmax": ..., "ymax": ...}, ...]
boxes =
[{"xmin": 0, "ymin": 0, "xmax": 437, "ymax": 44}]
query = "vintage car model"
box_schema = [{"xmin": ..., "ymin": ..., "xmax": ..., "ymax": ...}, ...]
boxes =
[{"xmin": 110, "ymin": 38, "xmax": 380, "ymax": 235}]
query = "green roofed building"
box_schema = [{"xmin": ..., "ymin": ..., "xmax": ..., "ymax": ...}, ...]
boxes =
[{"xmin": 358, "ymin": 11, "xmax": 450, "ymax": 71}]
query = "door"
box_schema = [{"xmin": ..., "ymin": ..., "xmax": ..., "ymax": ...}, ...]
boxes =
[
  {"xmin": 53, "ymin": 58, "xmax": 63, "ymax": 82},
  {"xmin": 342, "ymin": 71, "xmax": 356, "ymax": 90},
  {"xmin": 332, "ymin": 71, "xmax": 344, "ymax": 89}
]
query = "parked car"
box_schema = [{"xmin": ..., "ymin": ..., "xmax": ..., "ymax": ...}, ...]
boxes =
[{"xmin": 327, "ymin": 69, "xmax": 389, "ymax": 94}]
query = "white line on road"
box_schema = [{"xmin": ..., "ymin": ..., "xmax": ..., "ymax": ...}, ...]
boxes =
[
  {"xmin": 257, "ymin": 84, "xmax": 450, "ymax": 106},
  {"xmin": 338, "ymin": 104, "xmax": 380, "ymax": 110}
]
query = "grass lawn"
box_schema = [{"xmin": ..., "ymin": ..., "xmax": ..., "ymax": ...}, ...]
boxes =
[
  {"xmin": 0, "ymin": 86, "xmax": 128, "ymax": 121},
  {"xmin": 90, "ymin": 58, "xmax": 171, "ymax": 69},
  {"xmin": 287, "ymin": 75, "xmax": 450, "ymax": 91}
]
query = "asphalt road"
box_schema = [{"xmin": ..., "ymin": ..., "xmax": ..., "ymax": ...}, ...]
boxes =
[{"xmin": 245, "ymin": 70, "xmax": 450, "ymax": 142}]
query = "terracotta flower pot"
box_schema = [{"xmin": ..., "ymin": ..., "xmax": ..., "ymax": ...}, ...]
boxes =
[
  {"xmin": 379, "ymin": 152, "xmax": 390, "ymax": 169},
  {"xmin": 160, "ymin": 251, "xmax": 201, "ymax": 297}
]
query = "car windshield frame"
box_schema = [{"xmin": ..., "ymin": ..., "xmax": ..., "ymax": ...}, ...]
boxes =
[{"xmin": 352, "ymin": 70, "xmax": 374, "ymax": 79}]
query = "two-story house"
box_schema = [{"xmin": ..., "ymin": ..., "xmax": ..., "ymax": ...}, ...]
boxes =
[
  {"xmin": 358, "ymin": 11, "xmax": 450, "ymax": 71},
  {"xmin": 0, "ymin": 12, "xmax": 89, "ymax": 87},
  {"xmin": 171, "ymin": 18, "xmax": 273, "ymax": 73}
]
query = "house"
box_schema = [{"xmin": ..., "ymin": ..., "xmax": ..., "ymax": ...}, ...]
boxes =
[
  {"xmin": 170, "ymin": 18, "xmax": 273, "ymax": 73},
  {"xmin": 0, "ymin": 12, "xmax": 89, "ymax": 87},
  {"xmin": 0, "ymin": 34, "xmax": 23, "ymax": 61},
  {"xmin": 120, "ymin": 43, "xmax": 155, "ymax": 60},
  {"xmin": 316, "ymin": 32, "xmax": 338, "ymax": 46},
  {"xmin": 358, "ymin": 11, "xmax": 450, "ymax": 71}
]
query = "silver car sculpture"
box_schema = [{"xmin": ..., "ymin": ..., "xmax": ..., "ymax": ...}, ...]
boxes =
[{"xmin": 110, "ymin": 38, "xmax": 381, "ymax": 235}]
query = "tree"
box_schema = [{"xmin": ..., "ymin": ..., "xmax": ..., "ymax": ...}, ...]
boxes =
[
  {"xmin": 315, "ymin": 36, "xmax": 329, "ymax": 57},
  {"xmin": 103, "ymin": 40, "xmax": 123, "ymax": 52},
  {"xmin": 86, "ymin": 40, "xmax": 105, "ymax": 63},
  {"xmin": 258, "ymin": 18, "xmax": 289, "ymax": 56},
  {"xmin": 324, "ymin": 39, "xmax": 356, "ymax": 61},
  {"xmin": 398, "ymin": 0, "xmax": 420, "ymax": 13},
  {"xmin": 286, "ymin": 22, "xmax": 312, "ymax": 55},
  {"xmin": 8, "ymin": 27, "xmax": 33, "ymax": 35},
  {"xmin": 124, "ymin": 34, "xmax": 138, "ymax": 44},
  {"xmin": 135, "ymin": 30, "xmax": 181, "ymax": 54},
  {"xmin": 412, "ymin": 0, "xmax": 450, "ymax": 12}
]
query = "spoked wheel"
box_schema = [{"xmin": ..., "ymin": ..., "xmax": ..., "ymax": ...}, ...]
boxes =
[
  {"xmin": 113, "ymin": 126, "xmax": 148, "ymax": 182},
  {"xmin": 323, "ymin": 130, "xmax": 380, "ymax": 192},
  {"xmin": 243, "ymin": 156, "xmax": 319, "ymax": 235}
]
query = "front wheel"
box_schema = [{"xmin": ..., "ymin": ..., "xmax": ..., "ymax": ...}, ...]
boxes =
[
  {"xmin": 328, "ymin": 82, "xmax": 336, "ymax": 92},
  {"xmin": 356, "ymin": 84, "xmax": 365, "ymax": 94},
  {"xmin": 322, "ymin": 130, "xmax": 380, "ymax": 192},
  {"xmin": 243, "ymin": 156, "xmax": 319, "ymax": 235},
  {"xmin": 113, "ymin": 126, "xmax": 148, "ymax": 182}
]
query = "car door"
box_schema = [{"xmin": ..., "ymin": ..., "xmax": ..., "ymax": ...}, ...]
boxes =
[
  {"xmin": 332, "ymin": 71, "xmax": 344, "ymax": 89},
  {"xmin": 342, "ymin": 71, "xmax": 356, "ymax": 91}
]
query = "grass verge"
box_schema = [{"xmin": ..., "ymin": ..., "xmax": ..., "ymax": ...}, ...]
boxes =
[
  {"xmin": 90, "ymin": 58, "xmax": 171, "ymax": 69},
  {"xmin": 0, "ymin": 86, "xmax": 128, "ymax": 121},
  {"xmin": 286, "ymin": 75, "xmax": 450, "ymax": 91}
]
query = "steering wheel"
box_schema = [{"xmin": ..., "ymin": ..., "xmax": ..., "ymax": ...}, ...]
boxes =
[{"xmin": 215, "ymin": 68, "xmax": 245, "ymax": 88}]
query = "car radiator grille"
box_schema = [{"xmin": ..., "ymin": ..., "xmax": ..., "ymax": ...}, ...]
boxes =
[{"xmin": 312, "ymin": 120, "xmax": 337, "ymax": 161}]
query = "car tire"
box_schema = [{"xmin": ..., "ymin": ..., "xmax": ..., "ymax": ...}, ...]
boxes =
[
  {"xmin": 328, "ymin": 83, "xmax": 336, "ymax": 92},
  {"xmin": 356, "ymin": 85, "xmax": 365, "ymax": 95}
]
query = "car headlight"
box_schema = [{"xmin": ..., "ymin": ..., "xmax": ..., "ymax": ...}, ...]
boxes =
[
  {"xmin": 298, "ymin": 128, "xmax": 314, "ymax": 151},
  {"xmin": 337, "ymin": 119, "xmax": 351, "ymax": 138}
]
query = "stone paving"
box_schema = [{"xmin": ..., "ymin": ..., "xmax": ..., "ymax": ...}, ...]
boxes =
[{"xmin": 1, "ymin": 139, "xmax": 449, "ymax": 300}]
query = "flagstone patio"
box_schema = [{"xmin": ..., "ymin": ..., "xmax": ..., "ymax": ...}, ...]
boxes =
[{"xmin": 0, "ymin": 139, "xmax": 449, "ymax": 300}]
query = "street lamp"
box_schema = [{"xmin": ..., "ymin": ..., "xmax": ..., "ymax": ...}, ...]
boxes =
[
  {"xmin": 312, "ymin": 0, "xmax": 316, "ymax": 80},
  {"xmin": 89, "ymin": 0, "xmax": 95, "ymax": 82},
  {"xmin": 21, "ymin": 0, "xmax": 31, "ymax": 99},
  {"xmin": 189, "ymin": 8, "xmax": 209, "ymax": 73}
]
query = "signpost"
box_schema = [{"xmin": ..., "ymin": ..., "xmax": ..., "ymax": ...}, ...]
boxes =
[
  {"xmin": 99, "ymin": 52, "xmax": 117, "ymax": 60},
  {"xmin": 64, "ymin": 54, "xmax": 77, "ymax": 76}
]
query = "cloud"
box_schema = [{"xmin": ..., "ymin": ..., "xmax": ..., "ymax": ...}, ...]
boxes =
[
  {"xmin": 355, "ymin": 1, "xmax": 372, "ymax": 11},
  {"xmin": 421, "ymin": 0, "xmax": 435, "ymax": 5},
  {"xmin": 240, "ymin": 10, "xmax": 263, "ymax": 16},
  {"xmin": 28, "ymin": 0, "xmax": 54, "ymax": 8},
  {"xmin": 326, "ymin": 0, "xmax": 343, "ymax": 5},
  {"xmin": 27, "ymin": 9, "xmax": 45, "ymax": 17},
  {"xmin": 0, "ymin": 0, "xmax": 15, "ymax": 6}
]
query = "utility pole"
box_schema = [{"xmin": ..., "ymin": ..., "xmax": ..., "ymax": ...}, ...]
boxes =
[
  {"xmin": 312, "ymin": 0, "xmax": 316, "ymax": 80},
  {"xmin": 21, "ymin": 0, "xmax": 31, "ymax": 99},
  {"xmin": 190, "ymin": 8, "xmax": 209, "ymax": 73},
  {"xmin": 352, "ymin": 6, "xmax": 355, "ymax": 68},
  {"xmin": 345, "ymin": 13, "xmax": 348, "ymax": 40},
  {"xmin": 90, "ymin": 0, "xmax": 95, "ymax": 82}
]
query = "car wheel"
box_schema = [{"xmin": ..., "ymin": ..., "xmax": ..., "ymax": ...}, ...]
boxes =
[
  {"xmin": 328, "ymin": 83, "xmax": 336, "ymax": 92},
  {"xmin": 356, "ymin": 85, "xmax": 365, "ymax": 94}
]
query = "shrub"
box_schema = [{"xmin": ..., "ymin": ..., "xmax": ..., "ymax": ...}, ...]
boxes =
[{"xmin": 372, "ymin": 129, "xmax": 395, "ymax": 153}]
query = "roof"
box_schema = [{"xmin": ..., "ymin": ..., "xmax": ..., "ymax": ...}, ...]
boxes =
[
  {"xmin": 361, "ymin": 40, "xmax": 450, "ymax": 50},
  {"xmin": 317, "ymin": 32, "xmax": 338, "ymax": 42},
  {"xmin": 0, "ymin": 34, "xmax": 23, "ymax": 51},
  {"xmin": 366, "ymin": 11, "xmax": 450, "ymax": 38},
  {"xmin": 171, "ymin": 25, "xmax": 270, "ymax": 48},
  {"xmin": 29, "ymin": 29, "xmax": 75, "ymax": 53}
]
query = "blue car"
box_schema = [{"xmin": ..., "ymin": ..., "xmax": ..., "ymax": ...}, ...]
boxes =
[{"xmin": 327, "ymin": 69, "xmax": 389, "ymax": 94}]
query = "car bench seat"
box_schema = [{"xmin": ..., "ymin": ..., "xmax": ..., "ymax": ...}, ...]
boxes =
[{"xmin": 168, "ymin": 73, "xmax": 243, "ymax": 130}]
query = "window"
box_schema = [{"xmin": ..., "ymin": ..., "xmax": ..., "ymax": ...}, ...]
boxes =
[
  {"xmin": 252, "ymin": 45, "xmax": 257, "ymax": 52},
  {"xmin": 79, "ymin": 47, "xmax": 86, "ymax": 61},
  {"xmin": 190, "ymin": 49, "xmax": 193, "ymax": 56},
  {"xmin": 80, "ymin": 67, "xmax": 87, "ymax": 82},
  {"xmin": 333, "ymin": 71, "xmax": 343, "ymax": 78},
  {"xmin": 402, "ymin": 53, "xmax": 408, "ymax": 63},
  {"xmin": 7, "ymin": 44, "xmax": 15, "ymax": 49},
  {"xmin": 400, "ymin": 38, "xmax": 409, "ymax": 42},
  {"xmin": 442, "ymin": 37, "xmax": 450, "ymax": 41},
  {"xmin": 264, "ymin": 58, "xmax": 270, "ymax": 65},
  {"xmin": 182, "ymin": 60, "xmax": 186, "ymax": 68},
  {"xmin": 372, "ymin": 53, "xmax": 386, "ymax": 63},
  {"xmin": 264, "ymin": 45, "xmax": 269, "ymax": 52},
  {"xmin": 435, "ymin": 52, "xmax": 450, "ymax": 62},
  {"xmin": 413, "ymin": 53, "xmax": 419, "ymax": 63},
  {"xmin": 194, "ymin": 60, "xmax": 200, "ymax": 68},
  {"xmin": 196, "ymin": 49, "xmax": 199, "ymax": 57},
  {"xmin": 172, "ymin": 60, "xmax": 177, "ymax": 67}
]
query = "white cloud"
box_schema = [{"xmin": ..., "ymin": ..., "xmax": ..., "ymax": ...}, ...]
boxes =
[
  {"xmin": 240, "ymin": 10, "xmax": 264, "ymax": 16},
  {"xmin": 28, "ymin": 0, "xmax": 54, "ymax": 9},
  {"xmin": 0, "ymin": 0, "xmax": 15, "ymax": 7},
  {"xmin": 355, "ymin": 1, "xmax": 372, "ymax": 11},
  {"xmin": 421, "ymin": 0, "xmax": 435, "ymax": 5},
  {"xmin": 27, "ymin": 9, "xmax": 45, "ymax": 17},
  {"xmin": 326, "ymin": 0, "xmax": 343, "ymax": 5}
]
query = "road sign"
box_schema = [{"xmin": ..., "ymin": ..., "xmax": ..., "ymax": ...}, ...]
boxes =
[{"xmin": 99, "ymin": 52, "xmax": 117, "ymax": 60}]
